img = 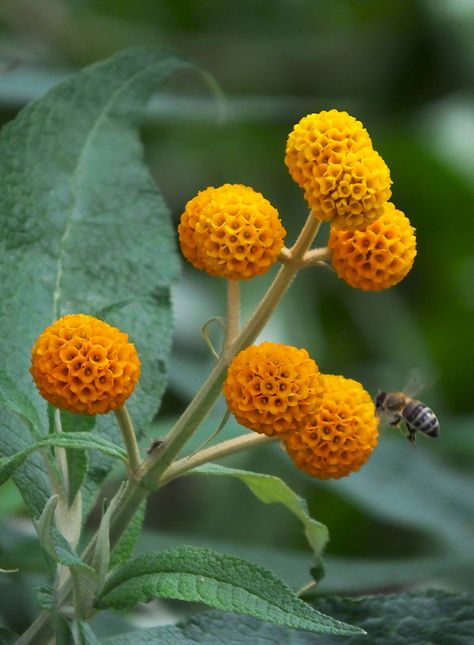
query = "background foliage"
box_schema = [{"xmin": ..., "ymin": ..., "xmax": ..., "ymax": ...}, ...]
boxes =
[{"xmin": 0, "ymin": 0, "xmax": 472, "ymax": 638}]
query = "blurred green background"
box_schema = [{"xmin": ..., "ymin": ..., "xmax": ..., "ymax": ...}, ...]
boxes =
[{"xmin": 0, "ymin": 0, "xmax": 473, "ymax": 635}]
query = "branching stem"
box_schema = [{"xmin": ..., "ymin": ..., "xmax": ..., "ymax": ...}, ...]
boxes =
[{"xmin": 159, "ymin": 433, "xmax": 278, "ymax": 485}]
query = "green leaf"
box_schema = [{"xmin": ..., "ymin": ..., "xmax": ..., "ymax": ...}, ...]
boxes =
[
  {"xmin": 110, "ymin": 501, "xmax": 146, "ymax": 569},
  {"xmin": 91, "ymin": 483, "xmax": 128, "ymax": 592},
  {"xmin": 96, "ymin": 546, "xmax": 360, "ymax": 636},
  {"xmin": 0, "ymin": 432, "xmax": 127, "ymax": 487},
  {"xmin": 0, "ymin": 47, "xmax": 200, "ymax": 517},
  {"xmin": 33, "ymin": 496, "xmax": 92, "ymax": 573},
  {"xmin": 310, "ymin": 590, "xmax": 474, "ymax": 644},
  {"xmin": 188, "ymin": 463, "xmax": 328, "ymax": 558},
  {"xmin": 34, "ymin": 495, "xmax": 99, "ymax": 618}
]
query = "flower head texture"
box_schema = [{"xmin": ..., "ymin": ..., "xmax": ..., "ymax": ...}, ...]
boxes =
[
  {"xmin": 284, "ymin": 374, "xmax": 379, "ymax": 479},
  {"xmin": 285, "ymin": 110, "xmax": 392, "ymax": 230},
  {"xmin": 178, "ymin": 184, "xmax": 286, "ymax": 280},
  {"xmin": 328, "ymin": 202, "xmax": 417, "ymax": 291},
  {"xmin": 224, "ymin": 342, "xmax": 323, "ymax": 437},
  {"xmin": 31, "ymin": 314, "xmax": 141, "ymax": 415}
]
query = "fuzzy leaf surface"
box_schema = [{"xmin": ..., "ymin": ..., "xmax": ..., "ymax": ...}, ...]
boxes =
[
  {"xmin": 310, "ymin": 590, "xmax": 474, "ymax": 644},
  {"xmin": 96, "ymin": 546, "xmax": 359, "ymax": 635},
  {"xmin": 0, "ymin": 47, "xmax": 193, "ymax": 516}
]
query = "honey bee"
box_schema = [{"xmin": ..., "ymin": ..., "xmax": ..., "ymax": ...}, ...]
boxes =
[{"xmin": 375, "ymin": 390, "xmax": 440, "ymax": 446}]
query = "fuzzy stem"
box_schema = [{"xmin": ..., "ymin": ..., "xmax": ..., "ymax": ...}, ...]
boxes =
[
  {"xmin": 159, "ymin": 433, "xmax": 277, "ymax": 485},
  {"xmin": 301, "ymin": 246, "xmax": 331, "ymax": 266},
  {"xmin": 114, "ymin": 406, "xmax": 141, "ymax": 475}
]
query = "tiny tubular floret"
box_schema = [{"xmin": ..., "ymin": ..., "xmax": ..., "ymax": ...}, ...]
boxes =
[{"xmin": 30, "ymin": 314, "xmax": 141, "ymax": 415}]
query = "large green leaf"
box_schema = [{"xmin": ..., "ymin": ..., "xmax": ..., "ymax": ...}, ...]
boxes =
[
  {"xmin": 0, "ymin": 47, "xmax": 197, "ymax": 517},
  {"xmin": 185, "ymin": 463, "xmax": 329, "ymax": 558},
  {"xmin": 96, "ymin": 546, "xmax": 360, "ymax": 635},
  {"xmin": 100, "ymin": 590, "xmax": 474, "ymax": 644}
]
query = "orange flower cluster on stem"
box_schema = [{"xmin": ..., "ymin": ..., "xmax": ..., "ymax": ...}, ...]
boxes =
[
  {"xmin": 224, "ymin": 343, "xmax": 379, "ymax": 479},
  {"xmin": 31, "ymin": 314, "xmax": 140, "ymax": 415}
]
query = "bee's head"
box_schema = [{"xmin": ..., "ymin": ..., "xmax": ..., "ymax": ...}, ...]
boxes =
[{"xmin": 375, "ymin": 390, "xmax": 387, "ymax": 412}]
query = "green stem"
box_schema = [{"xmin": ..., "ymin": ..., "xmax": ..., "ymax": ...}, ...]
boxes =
[
  {"xmin": 114, "ymin": 405, "xmax": 142, "ymax": 475},
  {"xmin": 159, "ymin": 433, "xmax": 277, "ymax": 485}
]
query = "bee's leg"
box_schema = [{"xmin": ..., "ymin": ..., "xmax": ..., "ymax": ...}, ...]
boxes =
[
  {"xmin": 389, "ymin": 414, "xmax": 401, "ymax": 427},
  {"xmin": 406, "ymin": 425, "xmax": 417, "ymax": 447}
]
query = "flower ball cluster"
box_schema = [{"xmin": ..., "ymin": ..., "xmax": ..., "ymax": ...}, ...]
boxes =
[
  {"xmin": 225, "ymin": 344, "xmax": 379, "ymax": 479},
  {"xmin": 178, "ymin": 184, "xmax": 286, "ymax": 280},
  {"xmin": 285, "ymin": 110, "xmax": 392, "ymax": 230},
  {"xmin": 223, "ymin": 342, "xmax": 323, "ymax": 437},
  {"xmin": 328, "ymin": 202, "xmax": 417, "ymax": 291},
  {"xmin": 31, "ymin": 314, "xmax": 140, "ymax": 415},
  {"xmin": 283, "ymin": 374, "xmax": 379, "ymax": 479}
]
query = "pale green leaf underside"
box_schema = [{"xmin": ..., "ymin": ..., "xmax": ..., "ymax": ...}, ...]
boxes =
[
  {"xmin": 189, "ymin": 463, "xmax": 329, "ymax": 558},
  {"xmin": 97, "ymin": 546, "xmax": 360, "ymax": 635}
]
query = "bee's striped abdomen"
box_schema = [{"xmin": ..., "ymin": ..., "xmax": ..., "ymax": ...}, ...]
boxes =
[{"xmin": 403, "ymin": 400, "xmax": 440, "ymax": 438}]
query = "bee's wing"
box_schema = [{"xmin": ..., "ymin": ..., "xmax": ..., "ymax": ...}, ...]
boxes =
[{"xmin": 403, "ymin": 368, "xmax": 438, "ymax": 398}]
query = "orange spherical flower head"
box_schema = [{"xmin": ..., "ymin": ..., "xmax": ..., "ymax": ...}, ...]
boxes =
[
  {"xmin": 178, "ymin": 184, "xmax": 286, "ymax": 280},
  {"xmin": 223, "ymin": 342, "xmax": 323, "ymax": 437},
  {"xmin": 284, "ymin": 374, "xmax": 379, "ymax": 480},
  {"xmin": 328, "ymin": 202, "xmax": 417, "ymax": 291},
  {"xmin": 31, "ymin": 314, "xmax": 141, "ymax": 416},
  {"xmin": 285, "ymin": 110, "xmax": 391, "ymax": 230}
]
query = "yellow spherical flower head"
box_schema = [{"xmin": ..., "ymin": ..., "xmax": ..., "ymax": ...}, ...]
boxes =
[
  {"xmin": 178, "ymin": 184, "xmax": 286, "ymax": 280},
  {"xmin": 224, "ymin": 342, "xmax": 323, "ymax": 437},
  {"xmin": 31, "ymin": 314, "xmax": 141, "ymax": 416},
  {"xmin": 328, "ymin": 202, "xmax": 417, "ymax": 291},
  {"xmin": 284, "ymin": 374, "xmax": 379, "ymax": 480},
  {"xmin": 285, "ymin": 110, "xmax": 392, "ymax": 230}
]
